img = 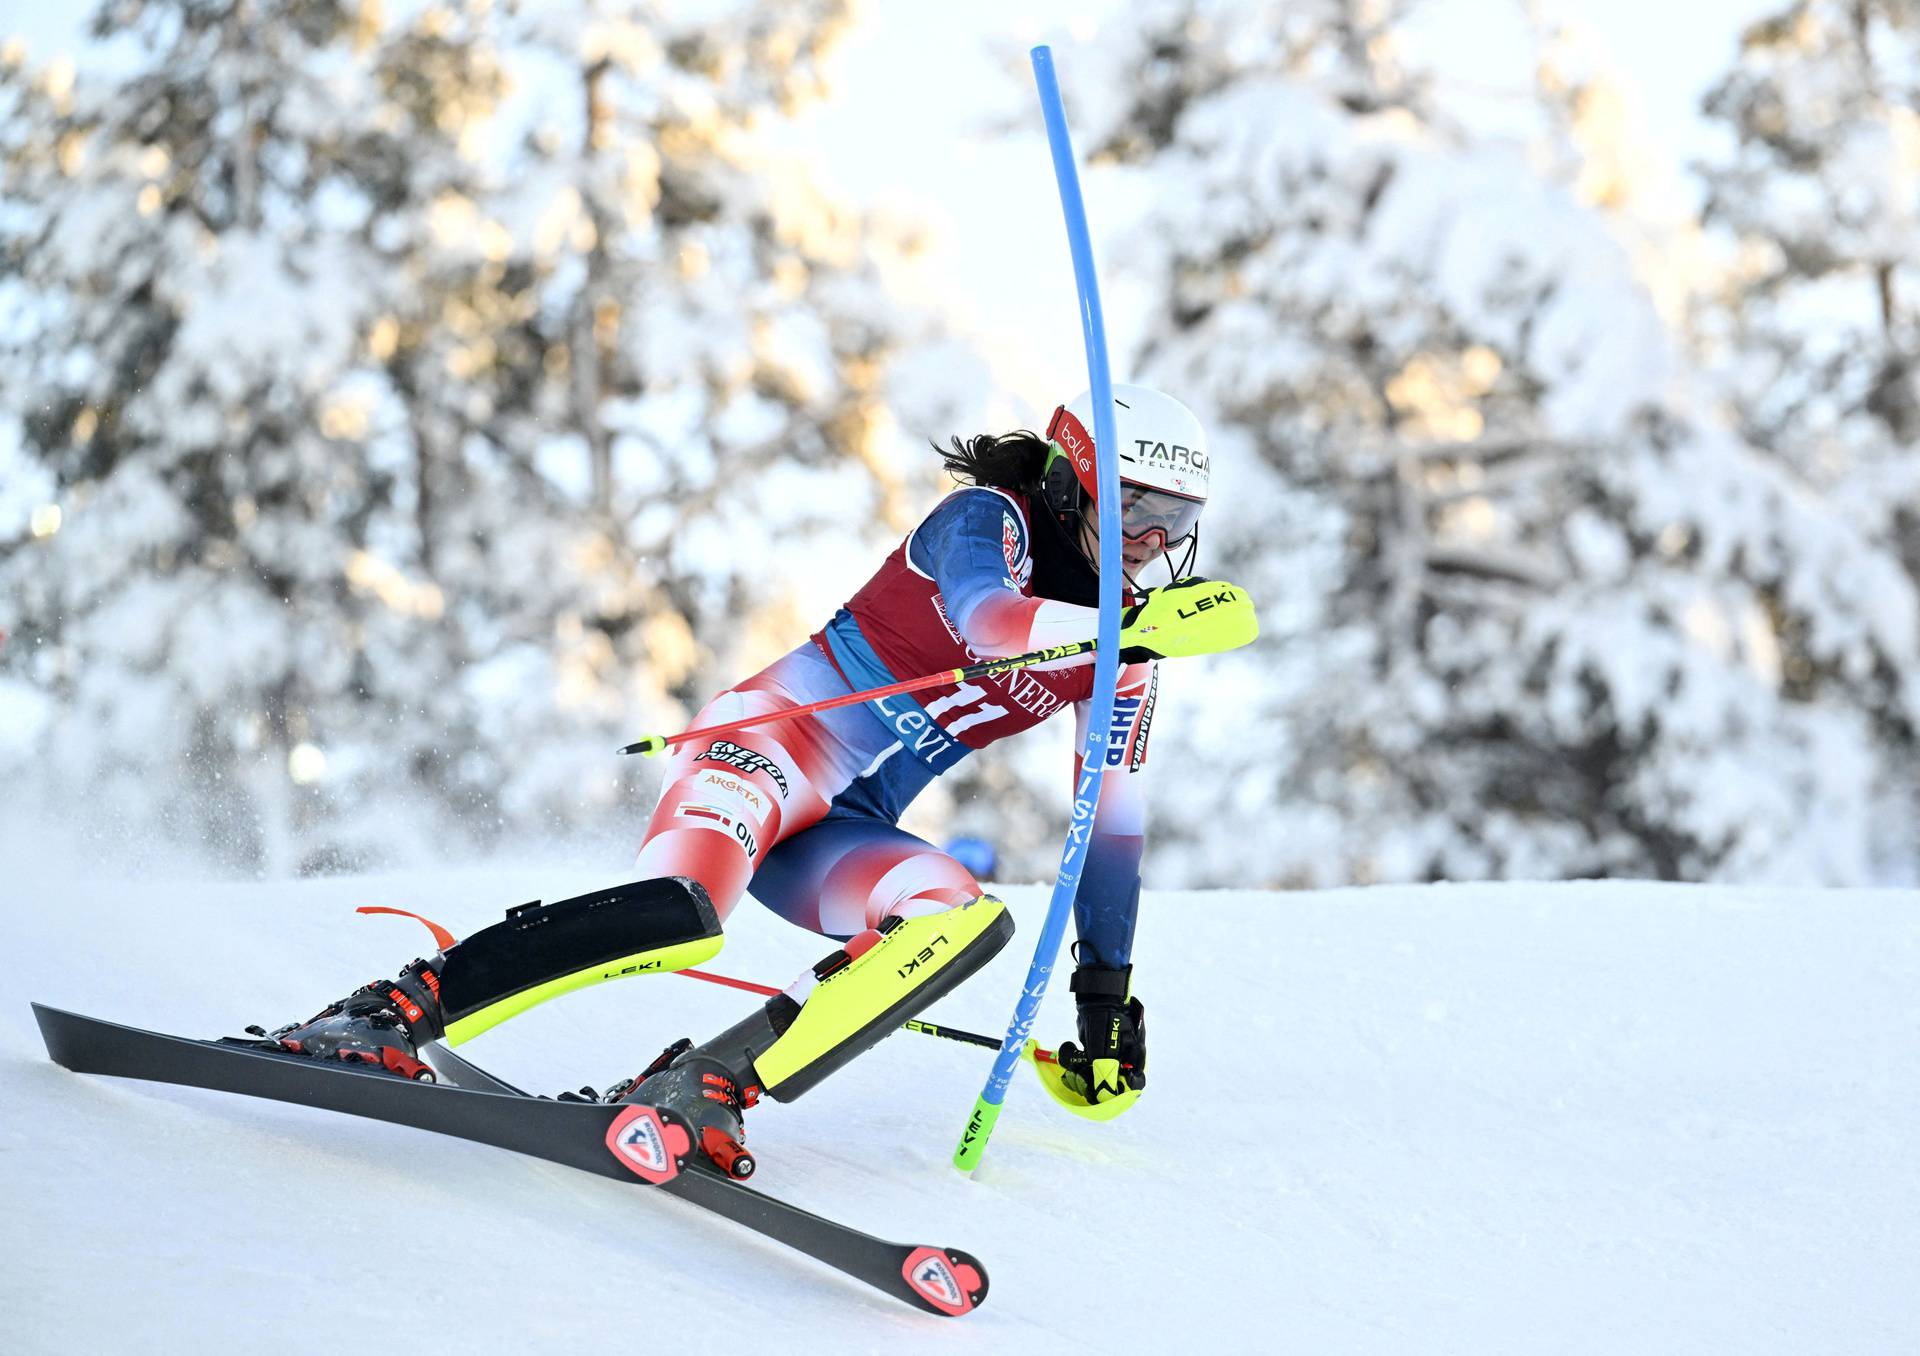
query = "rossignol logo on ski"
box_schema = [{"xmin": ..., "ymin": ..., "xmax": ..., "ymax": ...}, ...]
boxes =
[
  {"xmin": 912, "ymin": 1254, "xmax": 961, "ymax": 1305},
  {"xmin": 695, "ymin": 740, "xmax": 790, "ymax": 797},
  {"xmin": 606, "ymin": 1105, "xmax": 690, "ymax": 1185},
  {"xmin": 901, "ymin": 1247, "xmax": 984, "ymax": 1317}
]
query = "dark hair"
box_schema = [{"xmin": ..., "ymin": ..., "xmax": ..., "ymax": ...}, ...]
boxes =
[{"xmin": 934, "ymin": 430, "xmax": 1050, "ymax": 494}]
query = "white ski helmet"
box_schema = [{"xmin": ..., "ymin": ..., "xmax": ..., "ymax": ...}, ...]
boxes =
[{"xmin": 1042, "ymin": 383, "xmax": 1210, "ymax": 552}]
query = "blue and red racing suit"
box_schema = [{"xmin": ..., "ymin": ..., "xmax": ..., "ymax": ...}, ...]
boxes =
[{"xmin": 634, "ymin": 485, "xmax": 1155, "ymax": 967}]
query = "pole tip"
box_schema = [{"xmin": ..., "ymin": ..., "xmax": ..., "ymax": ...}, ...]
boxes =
[{"xmin": 617, "ymin": 735, "xmax": 667, "ymax": 757}]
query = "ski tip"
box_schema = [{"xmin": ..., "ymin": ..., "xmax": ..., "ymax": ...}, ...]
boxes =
[{"xmin": 901, "ymin": 1245, "xmax": 989, "ymax": 1318}]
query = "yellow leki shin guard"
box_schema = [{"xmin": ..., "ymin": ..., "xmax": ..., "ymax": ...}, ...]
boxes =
[{"xmin": 699, "ymin": 896, "xmax": 1015, "ymax": 1103}]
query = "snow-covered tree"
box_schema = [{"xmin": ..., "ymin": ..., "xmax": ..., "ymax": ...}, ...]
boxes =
[
  {"xmin": 455, "ymin": 2, "xmax": 977, "ymax": 779},
  {"xmin": 0, "ymin": 0, "xmax": 499, "ymax": 871},
  {"xmin": 344, "ymin": 0, "xmax": 981, "ymax": 838},
  {"xmin": 1698, "ymin": 0, "xmax": 1920, "ymax": 497},
  {"xmin": 1071, "ymin": 0, "xmax": 1920, "ymax": 885},
  {"xmin": 0, "ymin": 0, "xmax": 979, "ymax": 872},
  {"xmin": 1694, "ymin": 0, "xmax": 1920, "ymax": 829}
]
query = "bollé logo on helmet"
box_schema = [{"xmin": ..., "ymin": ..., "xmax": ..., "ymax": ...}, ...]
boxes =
[{"xmin": 1047, "ymin": 405, "xmax": 1098, "ymax": 480}]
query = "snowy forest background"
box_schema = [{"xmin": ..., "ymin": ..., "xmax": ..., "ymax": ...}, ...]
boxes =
[{"xmin": 1, "ymin": 0, "xmax": 1916, "ymax": 889}]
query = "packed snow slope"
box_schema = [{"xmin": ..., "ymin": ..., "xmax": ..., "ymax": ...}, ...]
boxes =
[{"xmin": 3, "ymin": 865, "xmax": 1915, "ymax": 1354}]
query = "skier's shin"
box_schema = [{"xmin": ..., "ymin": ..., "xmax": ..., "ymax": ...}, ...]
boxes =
[
  {"xmin": 439, "ymin": 878, "xmax": 724, "ymax": 1045},
  {"xmin": 695, "ymin": 895, "xmax": 1014, "ymax": 1102}
]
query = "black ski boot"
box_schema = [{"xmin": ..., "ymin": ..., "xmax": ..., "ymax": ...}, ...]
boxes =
[
  {"xmin": 609, "ymin": 1038, "xmax": 757, "ymax": 1179},
  {"xmin": 254, "ymin": 958, "xmax": 445, "ymax": 1082}
]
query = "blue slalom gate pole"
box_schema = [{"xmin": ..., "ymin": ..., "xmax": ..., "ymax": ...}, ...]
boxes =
[{"xmin": 952, "ymin": 44, "xmax": 1124, "ymax": 1174}]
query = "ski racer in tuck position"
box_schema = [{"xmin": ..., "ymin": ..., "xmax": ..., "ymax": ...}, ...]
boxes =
[{"xmin": 267, "ymin": 384, "xmax": 1250, "ymax": 1175}]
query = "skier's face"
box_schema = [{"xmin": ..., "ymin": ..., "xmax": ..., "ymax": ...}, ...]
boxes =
[
  {"xmin": 1079, "ymin": 517, "xmax": 1169, "ymax": 572},
  {"xmin": 1077, "ymin": 479, "xmax": 1205, "ymax": 574}
]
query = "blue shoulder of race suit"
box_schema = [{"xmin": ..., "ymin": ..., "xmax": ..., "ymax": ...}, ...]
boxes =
[{"xmin": 906, "ymin": 488, "xmax": 1032, "ymax": 633}]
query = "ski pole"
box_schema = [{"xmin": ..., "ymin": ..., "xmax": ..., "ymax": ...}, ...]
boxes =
[
  {"xmin": 616, "ymin": 639, "xmax": 1094, "ymax": 757},
  {"xmin": 679, "ymin": 967, "xmax": 1058, "ymax": 1064},
  {"xmin": 908, "ymin": 1018, "xmax": 1061, "ymax": 1065}
]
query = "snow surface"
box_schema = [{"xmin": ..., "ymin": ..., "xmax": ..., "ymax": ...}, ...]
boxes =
[{"xmin": 3, "ymin": 867, "xmax": 1916, "ymax": 1353}]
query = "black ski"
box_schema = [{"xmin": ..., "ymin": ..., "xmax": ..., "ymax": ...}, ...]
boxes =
[{"xmin": 31, "ymin": 1003, "xmax": 988, "ymax": 1317}]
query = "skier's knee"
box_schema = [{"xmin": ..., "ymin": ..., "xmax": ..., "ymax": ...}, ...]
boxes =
[{"xmin": 868, "ymin": 866, "xmax": 983, "ymax": 931}]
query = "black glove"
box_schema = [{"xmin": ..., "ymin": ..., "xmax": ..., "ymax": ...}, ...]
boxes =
[{"xmin": 1056, "ymin": 960, "xmax": 1146, "ymax": 1104}]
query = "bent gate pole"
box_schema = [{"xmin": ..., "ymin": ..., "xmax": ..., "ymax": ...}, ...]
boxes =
[{"xmin": 951, "ymin": 44, "xmax": 1124, "ymax": 1174}]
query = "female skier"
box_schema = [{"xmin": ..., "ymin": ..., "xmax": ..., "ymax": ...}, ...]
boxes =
[{"xmin": 268, "ymin": 383, "xmax": 1235, "ymax": 1176}]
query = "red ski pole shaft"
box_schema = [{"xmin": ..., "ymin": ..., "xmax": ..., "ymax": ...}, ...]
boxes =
[{"xmin": 617, "ymin": 639, "xmax": 1094, "ymax": 757}]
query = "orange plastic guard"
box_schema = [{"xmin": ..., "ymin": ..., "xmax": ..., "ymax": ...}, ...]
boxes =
[{"xmin": 355, "ymin": 905, "xmax": 459, "ymax": 952}]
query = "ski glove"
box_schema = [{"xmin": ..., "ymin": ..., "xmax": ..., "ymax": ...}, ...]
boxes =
[
  {"xmin": 1117, "ymin": 577, "xmax": 1258, "ymax": 663},
  {"xmin": 1056, "ymin": 961, "xmax": 1146, "ymax": 1106}
]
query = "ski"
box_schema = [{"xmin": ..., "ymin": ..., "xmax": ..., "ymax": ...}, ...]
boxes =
[{"xmin": 31, "ymin": 1003, "xmax": 988, "ymax": 1317}]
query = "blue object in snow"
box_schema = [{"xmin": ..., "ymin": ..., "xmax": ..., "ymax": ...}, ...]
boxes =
[{"xmin": 944, "ymin": 836, "xmax": 998, "ymax": 881}]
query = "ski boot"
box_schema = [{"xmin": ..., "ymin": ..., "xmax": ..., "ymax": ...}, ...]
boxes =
[
  {"xmin": 603, "ymin": 897, "xmax": 1017, "ymax": 1180},
  {"xmin": 248, "ymin": 958, "xmax": 445, "ymax": 1082},
  {"xmin": 608, "ymin": 1038, "xmax": 756, "ymax": 1180}
]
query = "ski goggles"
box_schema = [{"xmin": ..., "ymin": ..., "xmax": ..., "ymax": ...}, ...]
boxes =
[
  {"xmin": 1046, "ymin": 403, "xmax": 1205, "ymax": 546},
  {"xmin": 1116, "ymin": 481, "xmax": 1205, "ymax": 546}
]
